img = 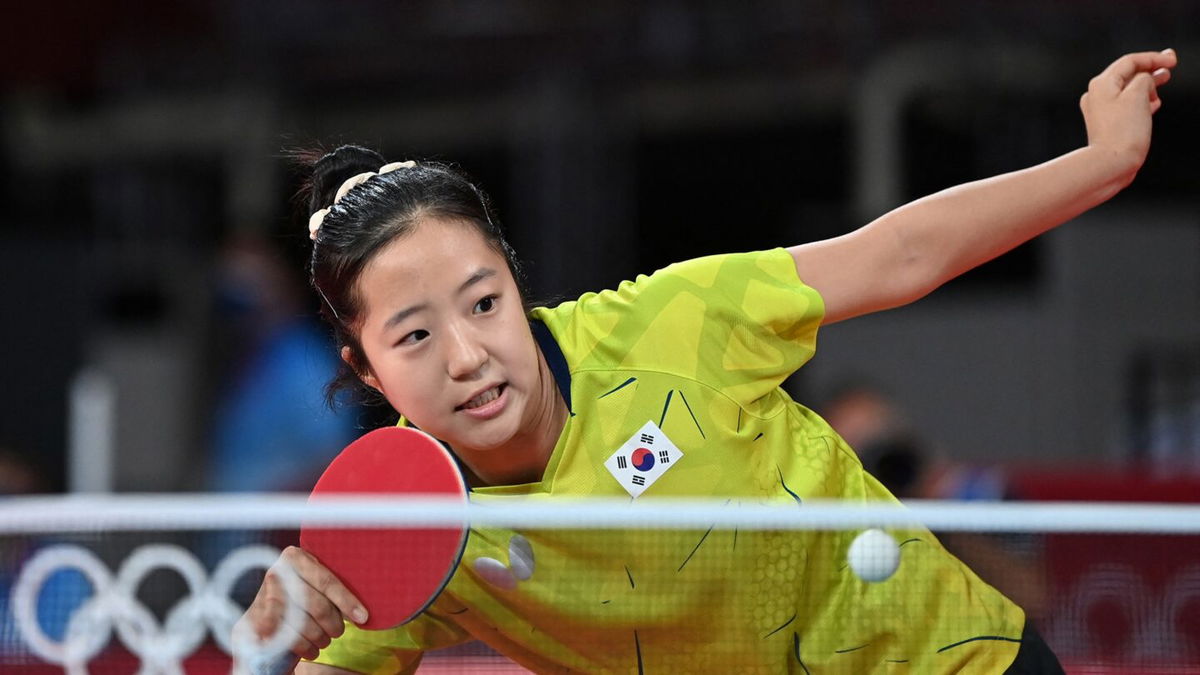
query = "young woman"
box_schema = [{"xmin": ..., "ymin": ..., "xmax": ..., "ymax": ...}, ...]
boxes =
[{"xmin": 241, "ymin": 49, "xmax": 1177, "ymax": 674}]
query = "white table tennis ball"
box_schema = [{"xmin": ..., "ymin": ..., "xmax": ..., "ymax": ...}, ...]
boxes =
[{"xmin": 847, "ymin": 528, "xmax": 901, "ymax": 583}]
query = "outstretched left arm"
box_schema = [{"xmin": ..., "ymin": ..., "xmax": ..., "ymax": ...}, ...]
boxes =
[{"xmin": 791, "ymin": 49, "xmax": 1178, "ymax": 325}]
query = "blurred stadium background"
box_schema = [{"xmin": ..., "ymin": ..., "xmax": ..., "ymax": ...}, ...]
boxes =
[
  {"xmin": 0, "ymin": 1, "xmax": 1197, "ymax": 497},
  {"xmin": 2, "ymin": 2, "xmax": 1200, "ymax": 672}
]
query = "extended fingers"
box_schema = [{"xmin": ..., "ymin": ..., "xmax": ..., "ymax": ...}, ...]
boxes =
[
  {"xmin": 254, "ymin": 589, "xmax": 340, "ymax": 660},
  {"xmin": 275, "ymin": 546, "xmax": 366, "ymax": 633},
  {"xmin": 271, "ymin": 620, "xmax": 324, "ymax": 662},
  {"xmin": 251, "ymin": 592, "xmax": 326, "ymax": 659},
  {"xmin": 273, "ymin": 547, "xmax": 368, "ymax": 622},
  {"xmin": 242, "ymin": 546, "xmax": 367, "ymax": 662},
  {"xmin": 1094, "ymin": 49, "xmax": 1177, "ymax": 94},
  {"xmin": 286, "ymin": 548, "xmax": 369, "ymax": 626},
  {"xmin": 282, "ymin": 593, "xmax": 345, "ymax": 656},
  {"xmin": 297, "ymin": 577, "xmax": 350, "ymax": 644}
]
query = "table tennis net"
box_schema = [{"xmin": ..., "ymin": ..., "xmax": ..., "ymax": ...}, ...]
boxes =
[{"xmin": 1, "ymin": 495, "xmax": 1198, "ymax": 673}]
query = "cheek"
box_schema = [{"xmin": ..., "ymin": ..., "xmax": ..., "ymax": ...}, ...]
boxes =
[
  {"xmin": 502, "ymin": 329, "xmax": 541, "ymax": 383},
  {"xmin": 494, "ymin": 309, "xmax": 531, "ymax": 351},
  {"xmin": 372, "ymin": 358, "xmax": 437, "ymax": 411}
]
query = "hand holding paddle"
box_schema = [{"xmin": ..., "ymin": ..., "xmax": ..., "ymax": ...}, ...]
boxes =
[
  {"xmin": 236, "ymin": 545, "xmax": 367, "ymax": 669},
  {"xmin": 301, "ymin": 426, "xmax": 469, "ymax": 630},
  {"xmin": 236, "ymin": 427, "xmax": 469, "ymax": 669}
]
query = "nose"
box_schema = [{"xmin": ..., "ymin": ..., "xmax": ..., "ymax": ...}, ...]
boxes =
[{"xmin": 444, "ymin": 321, "xmax": 488, "ymax": 380}]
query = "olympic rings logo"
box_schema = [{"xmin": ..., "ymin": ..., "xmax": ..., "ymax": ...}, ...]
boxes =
[
  {"xmin": 11, "ymin": 544, "xmax": 304, "ymax": 675},
  {"xmin": 1045, "ymin": 563, "xmax": 1200, "ymax": 664}
]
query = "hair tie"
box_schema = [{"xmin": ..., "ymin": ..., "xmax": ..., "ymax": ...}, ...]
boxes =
[{"xmin": 309, "ymin": 160, "xmax": 417, "ymax": 240}]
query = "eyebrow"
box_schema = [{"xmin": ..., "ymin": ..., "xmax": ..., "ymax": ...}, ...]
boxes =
[
  {"xmin": 459, "ymin": 267, "xmax": 497, "ymax": 294},
  {"xmin": 381, "ymin": 267, "xmax": 498, "ymax": 332}
]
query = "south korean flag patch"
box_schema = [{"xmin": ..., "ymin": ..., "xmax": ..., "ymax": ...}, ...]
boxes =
[{"xmin": 604, "ymin": 421, "xmax": 683, "ymax": 498}]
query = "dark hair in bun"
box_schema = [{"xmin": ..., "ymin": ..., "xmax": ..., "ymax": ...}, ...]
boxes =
[{"xmin": 299, "ymin": 144, "xmax": 526, "ymax": 405}]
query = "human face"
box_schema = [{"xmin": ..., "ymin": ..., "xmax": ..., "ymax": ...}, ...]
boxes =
[{"xmin": 350, "ymin": 218, "xmax": 557, "ymax": 473}]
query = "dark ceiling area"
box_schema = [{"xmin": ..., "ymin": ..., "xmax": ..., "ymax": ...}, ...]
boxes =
[{"xmin": 1, "ymin": 1, "xmax": 1197, "ymax": 490}]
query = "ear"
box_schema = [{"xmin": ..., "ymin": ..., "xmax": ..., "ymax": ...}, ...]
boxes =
[{"xmin": 342, "ymin": 345, "xmax": 382, "ymax": 392}]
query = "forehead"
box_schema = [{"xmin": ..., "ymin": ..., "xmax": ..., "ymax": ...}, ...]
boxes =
[{"xmin": 356, "ymin": 218, "xmax": 509, "ymax": 308}]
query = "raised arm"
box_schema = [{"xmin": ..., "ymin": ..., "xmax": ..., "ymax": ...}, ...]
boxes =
[{"xmin": 791, "ymin": 49, "xmax": 1178, "ymax": 325}]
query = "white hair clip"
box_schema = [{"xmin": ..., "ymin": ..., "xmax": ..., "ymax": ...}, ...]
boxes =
[{"xmin": 309, "ymin": 160, "xmax": 417, "ymax": 240}]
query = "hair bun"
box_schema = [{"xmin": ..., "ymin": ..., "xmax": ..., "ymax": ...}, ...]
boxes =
[{"xmin": 309, "ymin": 145, "xmax": 387, "ymax": 215}]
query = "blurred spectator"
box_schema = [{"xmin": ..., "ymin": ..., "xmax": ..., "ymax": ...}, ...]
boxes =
[
  {"xmin": 0, "ymin": 450, "xmax": 45, "ymax": 496},
  {"xmin": 207, "ymin": 236, "xmax": 360, "ymax": 492},
  {"xmin": 819, "ymin": 382, "xmax": 1048, "ymax": 621}
]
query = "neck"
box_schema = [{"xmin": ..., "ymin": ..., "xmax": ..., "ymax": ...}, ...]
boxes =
[{"xmin": 461, "ymin": 344, "xmax": 567, "ymax": 487}]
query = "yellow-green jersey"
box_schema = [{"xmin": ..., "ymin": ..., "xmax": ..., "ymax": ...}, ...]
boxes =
[{"xmin": 313, "ymin": 248, "xmax": 1025, "ymax": 674}]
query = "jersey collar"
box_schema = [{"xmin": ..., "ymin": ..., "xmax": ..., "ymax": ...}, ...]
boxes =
[{"xmin": 531, "ymin": 319, "xmax": 573, "ymax": 416}]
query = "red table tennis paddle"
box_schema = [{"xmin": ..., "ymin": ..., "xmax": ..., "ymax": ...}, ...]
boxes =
[{"xmin": 300, "ymin": 427, "xmax": 469, "ymax": 630}]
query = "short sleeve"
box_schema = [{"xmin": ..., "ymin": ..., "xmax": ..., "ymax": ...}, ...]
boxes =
[
  {"xmin": 311, "ymin": 608, "xmax": 471, "ymax": 674},
  {"xmin": 531, "ymin": 248, "xmax": 824, "ymax": 406}
]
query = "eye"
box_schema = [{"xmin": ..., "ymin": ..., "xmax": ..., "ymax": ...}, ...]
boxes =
[
  {"xmin": 474, "ymin": 295, "xmax": 498, "ymax": 314},
  {"xmin": 398, "ymin": 329, "xmax": 429, "ymax": 346}
]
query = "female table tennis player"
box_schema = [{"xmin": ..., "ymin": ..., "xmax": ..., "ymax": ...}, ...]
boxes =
[{"xmin": 241, "ymin": 49, "xmax": 1177, "ymax": 674}]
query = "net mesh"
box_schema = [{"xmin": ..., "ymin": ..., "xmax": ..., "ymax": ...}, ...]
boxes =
[{"xmin": 2, "ymin": 496, "xmax": 1198, "ymax": 674}]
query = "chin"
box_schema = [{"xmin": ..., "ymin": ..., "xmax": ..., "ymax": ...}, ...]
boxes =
[
  {"xmin": 463, "ymin": 428, "xmax": 518, "ymax": 453},
  {"xmin": 441, "ymin": 416, "xmax": 515, "ymax": 453}
]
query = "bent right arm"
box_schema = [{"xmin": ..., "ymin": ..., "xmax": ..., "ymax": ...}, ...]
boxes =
[{"xmin": 789, "ymin": 49, "xmax": 1177, "ymax": 325}]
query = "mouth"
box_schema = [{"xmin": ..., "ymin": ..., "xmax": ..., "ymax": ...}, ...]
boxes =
[{"xmin": 456, "ymin": 383, "xmax": 507, "ymax": 411}]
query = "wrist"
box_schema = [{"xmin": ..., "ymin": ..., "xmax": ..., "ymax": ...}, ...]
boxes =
[{"xmin": 1079, "ymin": 144, "xmax": 1142, "ymax": 193}]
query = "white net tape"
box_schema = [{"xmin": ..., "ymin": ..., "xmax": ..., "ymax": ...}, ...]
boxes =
[
  {"xmin": 4, "ymin": 495, "xmax": 1200, "ymax": 673},
  {"xmin": 2, "ymin": 495, "xmax": 1200, "ymax": 532}
]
